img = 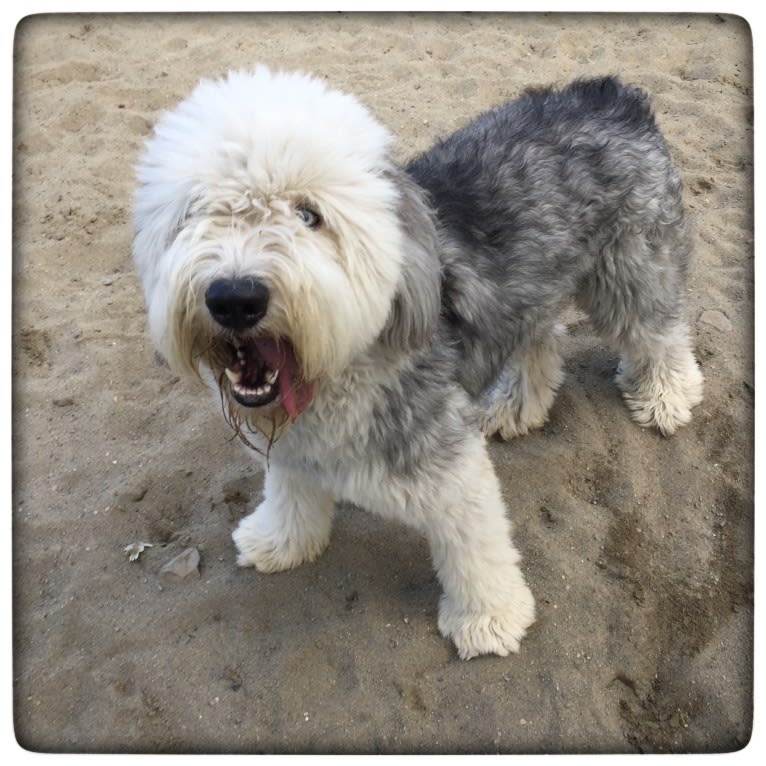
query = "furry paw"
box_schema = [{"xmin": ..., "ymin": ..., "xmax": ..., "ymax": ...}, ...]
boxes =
[
  {"xmin": 437, "ymin": 585, "xmax": 536, "ymax": 660},
  {"xmin": 480, "ymin": 402, "xmax": 542, "ymax": 440},
  {"xmin": 620, "ymin": 389, "xmax": 693, "ymax": 436},
  {"xmin": 616, "ymin": 355, "xmax": 704, "ymax": 436},
  {"xmin": 232, "ymin": 509, "xmax": 329, "ymax": 573}
]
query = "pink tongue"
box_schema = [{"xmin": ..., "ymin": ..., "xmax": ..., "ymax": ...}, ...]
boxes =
[{"xmin": 251, "ymin": 338, "xmax": 314, "ymax": 422}]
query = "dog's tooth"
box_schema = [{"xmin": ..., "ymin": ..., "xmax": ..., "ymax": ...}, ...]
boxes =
[
  {"xmin": 236, "ymin": 349, "xmax": 246, "ymax": 361},
  {"xmin": 225, "ymin": 367, "xmax": 242, "ymax": 384},
  {"xmin": 265, "ymin": 368, "xmax": 279, "ymax": 385}
]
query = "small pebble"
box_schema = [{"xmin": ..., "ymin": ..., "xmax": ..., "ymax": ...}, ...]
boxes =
[
  {"xmin": 160, "ymin": 547, "xmax": 200, "ymax": 584},
  {"xmin": 698, "ymin": 309, "xmax": 732, "ymax": 333}
]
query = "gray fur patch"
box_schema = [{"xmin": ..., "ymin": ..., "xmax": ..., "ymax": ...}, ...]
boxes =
[
  {"xmin": 404, "ymin": 76, "xmax": 692, "ymax": 397},
  {"xmin": 378, "ymin": 167, "xmax": 442, "ymax": 353}
]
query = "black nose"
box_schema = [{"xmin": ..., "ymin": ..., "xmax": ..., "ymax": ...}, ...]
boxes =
[{"xmin": 205, "ymin": 277, "xmax": 270, "ymax": 332}]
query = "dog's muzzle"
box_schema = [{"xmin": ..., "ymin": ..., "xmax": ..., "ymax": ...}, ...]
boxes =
[
  {"xmin": 204, "ymin": 276, "xmax": 314, "ymax": 421},
  {"xmin": 204, "ymin": 276, "xmax": 278, "ymax": 407}
]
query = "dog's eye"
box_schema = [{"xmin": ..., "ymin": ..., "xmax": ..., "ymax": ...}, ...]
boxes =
[{"xmin": 296, "ymin": 206, "xmax": 321, "ymax": 229}]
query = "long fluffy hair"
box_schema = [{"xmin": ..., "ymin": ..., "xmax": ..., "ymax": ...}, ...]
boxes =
[{"xmin": 133, "ymin": 67, "xmax": 442, "ymax": 449}]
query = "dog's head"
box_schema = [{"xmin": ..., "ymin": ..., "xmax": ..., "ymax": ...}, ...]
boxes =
[{"xmin": 133, "ymin": 67, "xmax": 440, "ymax": 438}]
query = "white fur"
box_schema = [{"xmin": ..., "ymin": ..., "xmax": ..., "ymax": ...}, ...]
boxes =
[
  {"xmin": 134, "ymin": 67, "xmax": 404, "ymax": 383},
  {"xmin": 616, "ymin": 322, "xmax": 705, "ymax": 436},
  {"xmin": 232, "ymin": 465, "xmax": 335, "ymax": 572}
]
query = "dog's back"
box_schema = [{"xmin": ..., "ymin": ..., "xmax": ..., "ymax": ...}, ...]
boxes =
[{"xmin": 406, "ymin": 76, "xmax": 678, "ymax": 264}]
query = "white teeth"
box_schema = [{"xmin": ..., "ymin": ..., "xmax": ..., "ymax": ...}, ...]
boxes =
[
  {"xmin": 225, "ymin": 367, "xmax": 242, "ymax": 384},
  {"xmin": 236, "ymin": 349, "xmax": 246, "ymax": 361},
  {"xmin": 265, "ymin": 368, "xmax": 279, "ymax": 385},
  {"xmin": 230, "ymin": 379, "xmax": 273, "ymax": 400}
]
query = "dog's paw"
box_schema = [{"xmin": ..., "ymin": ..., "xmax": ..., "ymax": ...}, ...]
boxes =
[
  {"xmin": 479, "ymin": 408, "xmax": 535, "ymax": 440},
  {"xmin": 620, "ymin": 390, "xmax": 692, "ymax": 436},
  {"xmin": 616, "ymin": 356, "xmax": 704, "ymax": 437},
  {"xmin": 232, "ymin": 510, "xmax": 329, "ymax": 573},
  {"xmin": 437, "ymin": 585, "xmax": 535, "ymax": 660}
]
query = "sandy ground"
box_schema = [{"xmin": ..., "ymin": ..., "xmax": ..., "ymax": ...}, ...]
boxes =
[{"xmin": 11, "ymin": 12, "xmax": 754, "ymax": 754}]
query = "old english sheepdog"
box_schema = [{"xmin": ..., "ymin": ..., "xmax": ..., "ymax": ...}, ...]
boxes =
[{"xmin": 133, "ymin": 67, "xmax": 703, "ymax": 659}]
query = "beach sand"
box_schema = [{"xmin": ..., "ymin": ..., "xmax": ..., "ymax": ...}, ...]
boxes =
[{"xmin": 12, "ymin": 12, "xmax": 754, "ymax": 753}]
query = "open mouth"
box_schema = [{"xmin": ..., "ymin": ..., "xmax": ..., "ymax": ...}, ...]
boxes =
[
  {"xmin": 225, "ymin": 342, "xmax": 281, "ymax": 408},
  {"xmin": 220, "ymin": 337, "xmax": 314, "ymax": 421}
]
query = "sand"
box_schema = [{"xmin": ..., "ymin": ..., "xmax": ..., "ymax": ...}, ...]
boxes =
[{"xmin": 11, "ymin": 12, "xmax": 754, "ymax": 754}]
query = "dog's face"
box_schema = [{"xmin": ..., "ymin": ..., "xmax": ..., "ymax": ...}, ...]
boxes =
[{"xmin": 133, "ymin": 67, "xmax": 440, "ymax": 437}]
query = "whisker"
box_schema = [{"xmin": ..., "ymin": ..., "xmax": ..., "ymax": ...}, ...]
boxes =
[
  {"xmin": 194, "ymin": 340, "xmax": 216, "ymax": 362},
  {"xmin": 216, "ymin": 372, "xmax": 289, "ymax": 467}
]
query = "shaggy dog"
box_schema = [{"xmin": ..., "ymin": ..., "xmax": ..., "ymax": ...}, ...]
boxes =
[{"xmin": 133, "ymin": 68, "xmax": 703, "ymax": 659}]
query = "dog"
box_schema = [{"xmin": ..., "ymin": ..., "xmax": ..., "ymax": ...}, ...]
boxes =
[{"xmin": 133, "ymin": 67, "xmax": 703, "ymax": 659}]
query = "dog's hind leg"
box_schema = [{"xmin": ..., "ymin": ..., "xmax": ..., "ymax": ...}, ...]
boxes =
[
  {"xmin": 579, "ymin": 229, "xmax": 703, "ymax": 436},
  {"xmin": 232, "ymin": 465, "xmax": 336, "ymax": 572},
  {"xmin": 614, "ymin": 322, "xmax": 704, "ymax": 436},
  {"xmin": 479, "ymin": 323, "xmax": 566, "ymax": 440}
]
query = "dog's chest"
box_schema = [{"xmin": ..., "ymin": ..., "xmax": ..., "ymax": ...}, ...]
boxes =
[{"xmin": 271, "ymin": 360, "xmax": 474, "ymax": 514}]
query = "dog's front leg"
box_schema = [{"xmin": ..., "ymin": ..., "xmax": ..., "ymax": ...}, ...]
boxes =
[
  {"xmin": 232, "ymin": 464, "xmax": 335, "ymax": 573},
  {"xmin": 418, "ymin": 437, "xmax": 535, "ymax": 660}
]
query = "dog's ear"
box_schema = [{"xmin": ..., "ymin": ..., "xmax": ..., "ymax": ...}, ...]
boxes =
[{"xmin": 378, "ymin": 168, "xmax": 442, "ymax": 352}]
